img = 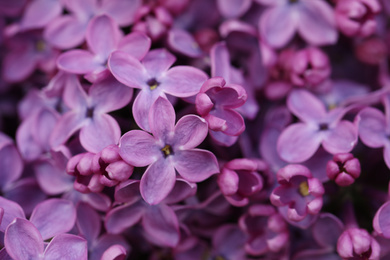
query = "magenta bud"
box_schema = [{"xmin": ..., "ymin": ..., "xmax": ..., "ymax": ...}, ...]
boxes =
[
  {"xmin": 326, "ymin": 153, "xmax": 361, "ymax": 186},
  {"xmin": 105, "ymin": 161, "xmax": 134, "ymax": 182},
  {"xmin": 337, "ymin": 228, "xmax": 380, "ymax": 260}
]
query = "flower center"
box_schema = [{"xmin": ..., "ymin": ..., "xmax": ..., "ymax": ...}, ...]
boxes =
[
  {"xmin": 319, "ymin": 123, "xmax": 328, "ymax": 131},
  {"xmin": 289, "ymin": 0, "xmax": 298, "ymax": 3},
  {"xmin": 161, "ymin": 144, "xmax": 173, "ymax": 158},
  {"xmin": 147, "ymin": 78, "xmax": 160, "ymax": 90},
  {"xmin": 35, "ymin": 40, "xmax": 46, "ymax": 52},
  {"xmin": 86, "ymin": 107, "xmax": 94, "ymax": 118},
  {"xmin": 299, "ymin": 181, "xmax": 309, "ymax": 196}
]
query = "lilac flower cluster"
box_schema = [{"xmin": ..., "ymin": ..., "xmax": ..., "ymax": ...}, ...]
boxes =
[{"xmin": 2, "ymin": 0, "xmax": 390, "ymax": 259}]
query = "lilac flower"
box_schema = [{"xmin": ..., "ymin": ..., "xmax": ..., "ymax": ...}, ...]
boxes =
[
  {"xmin": 335, "ymin": 0, "xmax": 381, "ymax": 38},
  {"xmin": 326, "ymin": 153, "xmax": 361, "ymax": 186},
  {"xmin": 216, "ymin": 0, "xmax": 252, "ymax": 18},
  {"xmin": 239, "ymin": 204, "xmax": 289, "ymax": 256},
  {"xmin": 119, "ymin": 97, "xmax": 218, "ymax": 204},
  {"xmin": 337, "ymin": 228, "xmax": 380, "ymax": 260},
  {"xmin": 277, "ymin": 89, "xmax": 358, "ymax": 163},
  {"xmin": 195, "ymin": 77, "xmax": 247, "ymax": 146},
  {"xmin": 2, "ymin": 31, "xmax": 58, "ymax": 83},
  {"xmin": 44, "ymin": 0, "xmax": 141, "ymax": 49},
  {"xmin": 217, "ymin": 158, "xmax": 264, "ymax": 206},
  {"xmin": 18, "ymin": 0, "xmax": 63, "ymax": 31},
  {"xmin": 105, "ymin": 179, "xmax": 196, "ymax": 248},
  {"xmin": 109, "ymin": 48, "xmax": 208, "ymax": 131},
  {"xmin": 257, "ymin": 0, "xmax": 338, "ymax": 48},
  {"xmin": 57, "ymin": 15, "xmax": 151, "ymax": 82},
  {"xmin": 270, "ymin": 164, "xmax": 325, "ymax": 222},
  {"xmin": 167, "ymin": 28, "xmax": 204, "ymax": 58},
  {"xmin": 50, "ymin": 74, "xmax": 133, "ymax": 153},
  {"xmin": 4, "ymin": 218, "xmax": 87, "ymax": 260}
]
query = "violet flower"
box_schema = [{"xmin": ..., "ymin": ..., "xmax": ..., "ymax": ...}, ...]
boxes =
[
  {"xmin": 57, "ymin": 14, "xmax": 151, "ymax": 82},
  {"xmin": 373, "ymin": 201, "xmax": 390, "ymax": 239},
  {"xmin": 335, "ymin": 0, "xmax": 381, "ymax": 38},
  {"xmin": 50, "ymin": 74, "xmax": 133, "ymax": 153},
  {"xmin": 44, "ymin": 0, "xmax": 141, "ymax": 49},
  {"xmin": 337, "ymin": 228, "xmax": 380, "ymax": 260},
  {"xmin": 257, "ymin": 0, "xmax": 338, "ymax": 48},
  {"xmin": 277, "ymin": 89, "xmax": 358, "ymax": 163},
  {"xmin": 195, "ymin": 77, "xmax": 247, "ymax": 146},
  {"xmin": 217, "ymin": 158, "xmax": 264, "ymax": 206},
  {"xmin": 270, "ymin": 164, "xmax": 325, "ymax": 222},
  {"xmin": 108, "ymin": 48, "xmax": 208, "ymax": 131},
  {"xmin": 119, "ymin": 97, "xmax": 218, "ymax": 204}
]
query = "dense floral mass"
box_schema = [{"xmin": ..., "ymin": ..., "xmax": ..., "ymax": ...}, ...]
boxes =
[{"xmin": 3, "ymin": 0, "xmax": 390, "ymax": 259}]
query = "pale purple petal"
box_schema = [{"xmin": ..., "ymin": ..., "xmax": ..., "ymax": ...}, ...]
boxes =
[
  {"xmin": 30, "ymin": 198, "xmax": 76, "ymax": 240},
  {"xmin": 50, "ymin": 111, "xmax": 86, "ymax": 149},
  {"xmin": 217, "ymin": 0, "xmax": 252, "ymax": 18},
  {"xmin": 44, "ymin": 16, "xmax": 87, "ymax": 49},
  {"xmin": 119, "ymin": 130, "xmax": 160, "ymax": 167},
  {"xmin": 374, "ymin": 201, "xmax": 390, "ymax": 238},
  {"xmin": 101, "ymin": 245, "xmax": 127, "ymax": 260},
  {"xmin": 297, "ymin": 0, "xmax": 338, "ymax": 46},
  {"xmin": 210, "ymin": 109, "xmax": 245, "ymax": 136},
  {"xmin": 63, "ymin": 77, "xmax": 88, "ymax": 109},
  {"xmin": 57, "ymin": 50, "xmax": 101, "ymax": 74},
  {"xmin": 79, "ymin": 114, "xmax": 121, "ymax": 153},
  {"xmin": 162, "ymin": 66, "xmax": 208, "ymax": 97},
  {"xmin": 149, "ymin": 97, "xmax": 175, "ymax": 141},
  {"xmin": 163, "ymin": 178, "xmax": 197, "ymax": 204},
  {"xmin": 100, "ymin": 0, "xmax": 141, "ymax": 26},
  {"xmin": 287, "ymin": 89, "xmax": 327, "ymax": 123},
  {"xmin": 5, "ymin": 218, "xmax": 43, "ymax": 260},
  {"xmin": 312, "ymin": 213, "xmax": 344, "ymax": 248},
  {"xmin": 142, "ymin": 204, "xmax": 180, "ymax": 247},
  {"xmin": 209, "ymin": 130, "xmax": 239, "ymax": 147},
  {"xmin": 90, "ymin": 74, "xmax": 133, "ymax": 113},
  {"xmin": 108, "ymin": 50, "xmax": 148, "ymax": 88},
  {"xmin": 43, "ymin": 234, "xmax": 88, "ymax": 260},
  {"xmin": 142, "ymin": 49, "xmax": 176, "ymax": 78},
  {"xmin": 86, "ymin": 15, "xmax": 121, "ymax": 59},
  {"xmin": 0, "ymin": 196, "xmax": 26, "ymax": 232},
  {"xmin": 20, "ymin": 0, "xmax": 62, "ymax": 30},
  {"xmin": 210, "ymin": 42, "xmax": 231, "ymax": 80},
  {"xmin": 140, "ymin": 158, "xmax": 176, "ymax": 205},
  {"xmin": 132, "ymin": 88, "xmax": 164, "ymax": 131},
  {"xmin": 259, "ymin": 5, "xmax": 298, "ymax": 48},
  {"xmin": 105, "ymin": 202, "xmax": 145, "ymax": 234},
  {"xmin": 115, "ymin": 180, "xmax": 141, "ymax": 204},
  {"xmin": 167, "ymin": 28, "xmax": 203, "ymax": 58},
  {"xmin": 277, "ymin": 123, "xmax": 322, "ymax": 163},
  {"xmin": 173, "ymin": 115, "xmax": 208, "ymax": 149},
  {"xmin": 90, "ymin": 234, "xmax": 130, "ymax": 260},
  {"xmin": 173, "ymin": 149, "xmax": 219, "ymax": 182},
  {"xmin": 357, "ymin": 107, "xmax": 387, "ymax": 148},
  {"xmin": 118, "ymin": 31, "xmax": 151, "ymax": 60},
  {"xmin": 322, "ymin": 121, "xmax": 358, "ymax": 155},
  {"xmin": 76, "ymin": 202, "xmax": 101, "ymax": 246},
  {"xmin": 64, "ymin": 0, "xmax": 96, "ymax": 16},
  {"xmin": 34, "ymin": 159, "xmax": 73, "ymax": 195},
  {"xmin": 0, "ymin": 142, "xmax": 23, "ymax": 188}
]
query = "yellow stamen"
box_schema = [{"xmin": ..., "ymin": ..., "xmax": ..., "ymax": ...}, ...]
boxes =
[
  {"xmin": 299, "ymin": 181, "xmax": 310, "ymax": 196},
  {"xmin": 161, "ymin": 144, "xmax": 172, "ymax": 157},
  {"xmin": 149, "ymin": 83, "xmax": 158, "ymax": 90},
  {"xmin": 35, "ymin": 40, "xmax": 46, "ymax": 52}
]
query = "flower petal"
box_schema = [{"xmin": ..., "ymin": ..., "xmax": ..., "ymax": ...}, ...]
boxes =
[
  {"xmin": 217, "ymin": 0, "xmax": 252, "ymax": 18},
  {"xmin": 105, "ymin": 202, "xmax": 145, "ymax": 234},
  {"xmin": 101, "ymin": 245, "xmax": 127, "ymax": 260},
  {"xmin": 118, "ymin": 31, "xmax": 151, "ymax": 60},
  {"xmin": 161, "ymin": 66, "xmax": 208, "ymax": 97},
  {"xmin": 50, "ymin": 111, "xmax": 86, "ymax": 149},
  {"xmin": 86, "ymin": 15, "xmax": 121, "ymax": 59},
  {"xmin": 140, "ymin": 158, "xmax": 176, "ymax": 205},
  {"xmin": 297, "ymin": 0, "xmax": 338, "ymax": 46},
  {"xmin": 43, "ymin": 234, "xmax": 88, "ymax": 260},
  {"xmin": 142, "ymin": 49, "xmax": 176, "ymax": 78},
  {"xmin": 119, "ymin": 130, "xmax": 160, "ymax": 167},
  {"xmin": 259, "ymin": 5, "xmax": 298, "ymax": 48},
  {"xmin": 277, "ymin": 123, "xmax": 322, "ymax": 163},
  {"xmin": 57, "ymin": 49, "xmax": 101, "ymax": 74},
  {"xmin": 287, "ymin": 89, "xmax": 327, "ymax": 123},
  {"xmin": 357, "ymin": 107, "xmax": 387, "ymax": 148},
  {"xmin": 149, "ymin": 97, "xmax": 175, "ymax": 141},
  {"xmin": 173, "ymin": 115, "xmax": 208, "ymax": 149},
  {"xmin": 0, "ymin": 196, "xmax": 26, "ymax": 232},
  {"xmin": 76, "ymin": 202, "xmax": 101, "ymax": 246},
  {"xmin": 142, "ymin": 204, "xmax": 180, "ymax": 247},
  {"xmin": 30, "ymin": 198, "xmax": 76, "ymax": 240},
  {"xmin": 80, "ymin": 114, "xmax": 121, "ymax": 153},
  {"xmin": 374, "ymin": 201, "xmax": 390, "ymax": 238},
  {"xmin": 322, "ymin": 121, "xmax": 358, "ymax": 154},
  {"xmin": 173, "ymin": 149, "xmax": 219, "ymax": 182},
  {"xmin": 108, "ymin": 50, "xmax": 147, "ymax": 89},
  {"xmin": 167, "ymin": 28, "xmax": 203, "ymax": 58},
  {"xmin": 5, "ymin": 218, "xmax": 43, "ymax": 260}
]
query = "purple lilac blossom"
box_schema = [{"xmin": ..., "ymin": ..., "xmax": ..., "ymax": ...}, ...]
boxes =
[{"xmin": 119, "ymin": 97, "xmax": 218, "ymax": 204}]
